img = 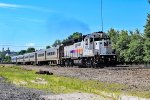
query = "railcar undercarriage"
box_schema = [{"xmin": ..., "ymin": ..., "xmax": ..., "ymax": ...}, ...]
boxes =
[{"xmin": 61, "ymin": 55, "xmax": 117, "ymax": 68}]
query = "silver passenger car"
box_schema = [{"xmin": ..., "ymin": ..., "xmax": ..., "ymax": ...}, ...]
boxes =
[
  {"xmin": 45, "ymin": 46, "xmax": 59, "ymax": 65},
  {"xmin": 29, "ymin": 52, "xmax": 36, "ymax": 64},
  {"xmin": 18, "ymin": 55, "xmax": 24, "ymax": 64},
  {"xmin": 24, "ymin": 53, "xmax": 30, "ymax": 63},
  {"xmin": 36, "ymin": 49, "xmax": 46, "ymax": 64},
  {"xmin": 11, "ymin": 56, "xmax": 17, "ymax": 64},
  {"xmin": 15, "ymin": 55, "xmax": 24, "ymax": 64}
]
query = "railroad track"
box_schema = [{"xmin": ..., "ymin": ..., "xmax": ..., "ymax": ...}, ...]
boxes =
[
  {"xmin": 1, "ymin": 64, "xmax": 150, "ymax": 71},
  {"xmin": 37, "ymin": 65, "xmax": 150, "ymax": 71},
  {"xmin": 104, "ymin": 65, "xmax": 150, "ymax": 70}
]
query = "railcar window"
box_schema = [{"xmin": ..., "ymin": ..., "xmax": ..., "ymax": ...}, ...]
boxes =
[
  {"xmin": 20, "ymin": 57, "xmax": 23, "ymax": 59},
  {"xmin": 38, "ymin": 53, "xmax": 44, "ymax": 57},
  {"xmin": 24, "ymin": 56, "xmax": 28, "ymax": 58},
  {"xmin": 30, "ymin": 55, "xmax": 34, "ymax": 58},
  {"xmin": 47, "ymin": 52, "xmax": 50, "ymax": 55},
  {"xmin": 47, "ymin": 52, "xmax": 55, "ymax": 56}
]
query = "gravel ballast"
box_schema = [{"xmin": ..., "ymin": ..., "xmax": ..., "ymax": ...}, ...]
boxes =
[
  {"xmin": 0, "ymin": 77, "xmax": 106, "ymax": 100},
  {"xmin": 0, "ymin": 77, "xmax": 48, "ymax": 100},
  {"xmin": 18, "ymin": 65, "xmax": 150, "ymax": 92}
]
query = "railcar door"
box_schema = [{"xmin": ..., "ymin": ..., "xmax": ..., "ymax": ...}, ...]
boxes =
[{"xmin": 59, "ymin": 46, "xmax": 64, "ymax": 65}]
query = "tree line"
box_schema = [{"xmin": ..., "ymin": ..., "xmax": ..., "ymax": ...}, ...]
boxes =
[{"xmin": 108, "ymin": 14, "xmax": 150, "ymax": 64}]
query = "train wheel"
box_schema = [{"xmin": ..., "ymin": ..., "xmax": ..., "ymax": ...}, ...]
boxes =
[
  {"xmin": 69, "ymin": 60, "xmax": 73, "ymax": 67},
  {"xmin": 65, "ymin": 61, "xmax": 68, "ymax": 67},
  {"xmin": 99, "ymin": 64, "xmax": 104, "ymax": 68},
  {"xmin": 93, "ymin": 62, "xmax": 98, "ymax": 68},
  {"xmin": 86, "ymin": 59, "xmax": 92, "ymax": 68}
]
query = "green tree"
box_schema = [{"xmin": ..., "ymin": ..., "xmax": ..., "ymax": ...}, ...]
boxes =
[
  {"xmin": 26, "ymin": 47, "xmax": 35, "ymax": 53},
  {"xmin": 107, "ymin": 28, "xmax": 119, "ymax": 49},
  {"xmin": 52, "ymin": 40, "xmax": 62, "ymax": 47},
  {"xmin": 18, "ymin": 50, "xmax": 26, "ymax": 55},
  {"xmin": 62, "ymin": 38, "xmax": 68, "ymax": 43},
  {"xmin": 68, "ymin": 32, "xmax": 82, "ymax": 39},
  {"xmin": 4, "ymin": 56, "xmax": 11, "ymax": 62},
  {"xmin": 144, "ymin": 14, "xmax": 150, "ymax": 38},
  {"xmin": 62, "ymin": 32, "xmax": 82, "ymax": 44},
  {"xmin": 124, "ymin": 30, "xmax": 144, "ymax": 64},
  {"xmin": 144, "ymin": 14, "xmax": 150, "ymax": 63},
  {"xmin": 115, "ymin": 30, "xmax": 130, "ymax": 63},
  {"xmin": 46, "ymin": 45, "xmax": 51, "ymax": 49},
  {"xmin": 0, "ymin": 52, "xmax": 5, "ymax": 62}
]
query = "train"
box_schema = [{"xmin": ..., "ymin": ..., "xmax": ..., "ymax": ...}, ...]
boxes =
[{"xmin": 11, "ymin": 31, "xmax": 117, "ymax": 68}]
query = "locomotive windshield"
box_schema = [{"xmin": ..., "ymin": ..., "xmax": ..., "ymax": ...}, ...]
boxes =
[
  {"xmin": 94, "ymin": 37, "xmax": 102, "ymax": 41},
  {"xmin": 104, "ymin": 42, "xmax": 108, "ymax": 46}
]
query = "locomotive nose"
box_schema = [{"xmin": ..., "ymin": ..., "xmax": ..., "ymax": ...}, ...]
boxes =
[{"xmin": 99, "ymin": 40, "xmax": 112, "ymax": 55}]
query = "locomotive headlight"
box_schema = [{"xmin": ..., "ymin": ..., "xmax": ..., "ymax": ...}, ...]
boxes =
[
  {"xmin": 113, "ymin": 56, "xmax": 115, "ymax": 58},
  {"xmin": 101, "ymin": 56, "xmax": 104, "ymax": 58}
]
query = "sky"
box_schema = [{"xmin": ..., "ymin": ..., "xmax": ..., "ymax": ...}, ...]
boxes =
[{"xmin": 0, "ymin": 0, "xmax": 149, "ymax": 51}]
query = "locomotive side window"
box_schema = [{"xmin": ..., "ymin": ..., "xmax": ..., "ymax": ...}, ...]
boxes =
[
  {"xmin": 85, "ymin": 39, "xmax": 88, "ymax": 45},
  {"xmin": 90, "ymin": 38, "xmax": 93, "ymax": 43},
  {"xmin": 75, "ymin": 43, "xmax": 81, "ymax": 48}
]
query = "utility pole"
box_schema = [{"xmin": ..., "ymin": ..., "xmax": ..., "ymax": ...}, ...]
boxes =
[{"xmin": 101, "ymin": 0, "xmax": 103, "ymax": 32}]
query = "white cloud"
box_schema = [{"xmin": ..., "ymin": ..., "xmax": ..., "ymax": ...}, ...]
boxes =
[
  {"xmin": 0, "ymin": 2, "xmax": 53, "ymax": 13},
  {"xmin": 0, "ymin": 2, "xmax": 23, "ymax": 8},
  {"xmin": 26, "ymin": 43, "xmax": 35, "ymax": 47}
]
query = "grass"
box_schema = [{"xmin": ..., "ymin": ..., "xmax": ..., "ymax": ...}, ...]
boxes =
[{"xmin": 0, "ymin": 65, "xmax": 149, "ymax": 99}]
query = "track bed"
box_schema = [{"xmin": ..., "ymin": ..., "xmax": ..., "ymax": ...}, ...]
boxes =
[{"xmin": 10, "ymin": 64, "xmax": 150, "ymax": 93}]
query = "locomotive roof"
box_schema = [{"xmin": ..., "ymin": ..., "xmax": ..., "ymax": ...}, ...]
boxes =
[{"xmin": 62, "ymin": 36, "xmax": 84, "ymax": 46}]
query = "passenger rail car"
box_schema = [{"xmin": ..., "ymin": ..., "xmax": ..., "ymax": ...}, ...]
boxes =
[{"xmin": 11, "ymin": 32, "xmax": 117, "ymax": 68}]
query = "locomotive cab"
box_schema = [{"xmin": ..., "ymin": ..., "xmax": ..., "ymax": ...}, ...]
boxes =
[
  {"xmin": 95, "ymin": 38, "xmax": 113, "ymax": 55},
  {"xmin": 93, "ymin": 32, "xmax": 117, "ymax": 66}
]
